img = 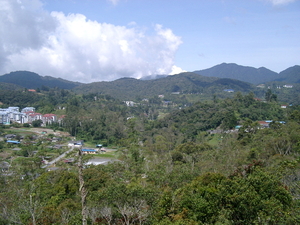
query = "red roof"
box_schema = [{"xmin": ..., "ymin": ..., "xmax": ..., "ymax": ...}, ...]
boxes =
[
  {"xmin": 29, "ymin": 113, "xmax": 42, "ymax": 117},
  {"xmin": 258, "ymin": 121, "xmax": 269, "ymax": 125},
  {"xmin": 25, "ymin": 111, "xmax": 35, "ymax": 114},
  {"xmin": 43, "ymin": 114, "xmax": 56, "ymax": 117}
]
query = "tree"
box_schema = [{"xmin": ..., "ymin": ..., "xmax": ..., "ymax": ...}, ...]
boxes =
[
  {"xmin": 265, "ymin": 89, "xmax": 277, "ymax": 102},
  {"xmin": 221, "ymin": 110, "xmax": 237, "ymax": 130},
  {"xmin": 160, "ymin": 168, "xmax": 295, "ymax": 224},
  {"xmin": 78, "ymin": 147, "xmax": 88, "ymax": 225},
  {"xmin": 32, "ymin": 119, "xmax": 43, "ymax": 127}
]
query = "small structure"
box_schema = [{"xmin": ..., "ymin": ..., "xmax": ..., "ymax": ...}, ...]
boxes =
[
  {"xmin": 68, "ymin": 140, "xmax": 84, "ymax": 148},
  {"xmin": 124, "ymin": 101, "xmax": 136, "ymax": 107},
  {"xmin": 258, "ymin": 121, "xmax": 269, "ymax": 128},
  {"xmin": 5, "ymin": 134, "xmax": 16, "ymax": 139},
  {"xmin": 224, "ymin": 89, "xmax": 234, "ymax": 93},
  {"xmin": 81, "ymin": 149, "xmax": 98, "ymax": 154},
  {"xmin": 6, "ymin": 140, "xmax": 20, "ymax": 144},
  {"xmin": 0, "ymin": 161, "xmax": 10, "ymax": 172},
  {"xmin": 64, "ymin": 158, "xmax": 75, "ymax": 163}
]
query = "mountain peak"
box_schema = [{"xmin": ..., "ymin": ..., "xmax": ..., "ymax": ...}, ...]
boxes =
[
  {"xmin": 194, "ymin": 63, "xmax": 280, "ymax": 84},
  {"xmin": 0, "ymin": 71, "xmax": 81, "ymax": 89}
]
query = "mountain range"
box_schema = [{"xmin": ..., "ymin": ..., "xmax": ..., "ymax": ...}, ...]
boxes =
[
  {"xmin": 0, "ymin": 71, "xmax": 82, "ymax": 90},
  {"xmin": 0, "ymin": 63, "xmax": 299, "ymax": 100},
  {"xmin": 72, "ymin": 72, "xmax": 254, "ymax": 100},
  {"xmin": 193, "ymin": 63, "xmax": 300, "ymax": 84}
]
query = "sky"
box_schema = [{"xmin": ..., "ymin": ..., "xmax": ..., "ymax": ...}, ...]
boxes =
[{"xmin": 0, "ymin": 0, "xmax": 299, "ymax": 83}]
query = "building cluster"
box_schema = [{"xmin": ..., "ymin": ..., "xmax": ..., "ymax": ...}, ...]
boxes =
[
  {"xmin": 257, "ymin": 84, "xmax": 294, "ymax": 89},
  {"xmin": 0, "ymin": 106, "xmax": 63, "ymax": 125}
]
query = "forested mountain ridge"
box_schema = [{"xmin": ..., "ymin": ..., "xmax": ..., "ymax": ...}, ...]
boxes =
[
  {"xmin": 0, "ymin": 82, "xmax": 23, "ymax": 91},
  {"xmin": 0, "ymin": 71, "xmax": 82, "ymax": 89},
  {"xmin": 276, "ymin": 65, "xmax": 300, "ymax": 83},
  {"xmin": 73, "ymin": 72, "xmax": 254, "ymax": 100},
  {"xmin": 193, "ymin": 63, "xmax": 297, "ymax": 84}
]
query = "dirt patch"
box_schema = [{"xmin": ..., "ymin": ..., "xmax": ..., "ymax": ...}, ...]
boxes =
[
  {"xmin": 29, "ymin": 128, "xmax": 70, "ymax": 137},
  {"xmin": 0, "ymin": 151, "xmax": 11, "ymax": 160}
]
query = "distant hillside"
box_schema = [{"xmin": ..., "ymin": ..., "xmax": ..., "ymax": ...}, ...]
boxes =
[
  {"xmin": 194, "ymin": 63, "xmax": 280, "ymax": 84},
  {"xmin": 276, "ymin": 65, "xmax": 300, "ymax": 83},
  {"xmin": 139, "ymin": 74, "xmax": 169, "ymax": 80},
  {"xmin": 0, "ymin": 82, "xmax": 23, "ymax": 91},
  {"xmin": 73, "ymin": 72, "xmax": 254, "ymax": 100},
  {"xmin": 0, "ymin": 71, "xmax": 82, "ymax": 89}
]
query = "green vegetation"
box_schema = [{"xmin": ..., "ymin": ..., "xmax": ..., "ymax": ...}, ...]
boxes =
[{"xmin": 0, "ymin": 87, "xmax": 300, "ymax": 224}]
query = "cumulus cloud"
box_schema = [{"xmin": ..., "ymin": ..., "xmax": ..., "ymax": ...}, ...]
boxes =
[
  {"xmin": 0, "ymin": 0, "xmax": 182, "ymax": 83},
  {"xmin": 169, "ymin": 65, "xmax": 187, "ymax": 75}
]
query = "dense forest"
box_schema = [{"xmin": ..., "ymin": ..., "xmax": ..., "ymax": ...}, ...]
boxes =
[{"xmin": 0, "ymin": 87, "xmax": 300, "ymax": 224}]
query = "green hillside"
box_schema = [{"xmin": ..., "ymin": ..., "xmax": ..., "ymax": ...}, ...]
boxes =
[
  {"xmin": 1, "ymin": 91, "xmax": 299, "ymax": 224},
  {"xmin": 0, "ymin": 82, "xmax": 23, "ymax": 91},
  {"xmin": 194, "ymin": 63, "xmax": 280, "ymax": 84},
  {"xmin": 73, "ymin": 72, "xmax": 255, "ymax": 100},
  {"xmin": 276, "ymin": 65, "xmax": 300, "ymax": 83},
  {"xmin": 0, "ymin": 71, "xmax": 82, "ymax": 89}
]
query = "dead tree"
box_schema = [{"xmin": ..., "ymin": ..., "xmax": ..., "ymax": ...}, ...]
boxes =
[{"xmin": 78, "ymin": 147, "xmax": 88, "ymax": 225}]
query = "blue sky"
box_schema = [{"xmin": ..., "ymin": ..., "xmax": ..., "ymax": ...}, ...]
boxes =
[{"xmin": 0, "ymin": 0, "xmax": 299, "ymax": 83}]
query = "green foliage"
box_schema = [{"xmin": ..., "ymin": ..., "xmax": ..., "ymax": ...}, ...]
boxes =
[
  {"xmin": 265, "ymin": 89, "xmax": 278, "ymax": 102},
  {"xmin": 1, "ymin": 88, "xmax": 300, "ymax": 224},
  {"xmin": 23, "ymin": 123, "xmax": 30, "ymax": 127},
  {"xmin": 160, "ymin": 168, "xmax": 294, "ymax": 224},
  {"xmin": 32, "ymin": 119, "xmax": 43, "ymax": 127}
]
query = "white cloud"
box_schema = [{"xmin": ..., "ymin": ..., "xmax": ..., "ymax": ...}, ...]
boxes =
[
  {"xmin": 169, "ymin": 65, "xmax": 187, "ymax": 75},
  {"xmin": 266, "ymin": 0, "xmax": 296, "ymax": 5},
  {"xmin": 0, "ymin": 0, "xmax": 182, "ymax": 83}
]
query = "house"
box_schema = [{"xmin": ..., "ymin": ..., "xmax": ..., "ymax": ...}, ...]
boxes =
[
  {"xmin": 21, "ymin": 107, "xmax": 35, "ymax": 113},
  {"xmin": 42, "ymin": 114, "xmax": 57, "ymax": 125},
  {"xmin": 258, "ymin": 121, "xmax": 269, "ymax": 128},
  {"xmin": 68, "ymin": 140, "xmax": 84, "ymax": 148},
  {"xmin": 283, "ymin": 85, "xmax": 293, "ymax": 88},
  {"xmin": 163, "ymin": 101, "xmax": 172, "ymax": 107},
  {"xmin": 5, "ymin": 134, "xmax": 16, "ymax": 139},
  {"xmin": 6, "ymin": 140, "xmax": 21, "ymax": 144},
  {"xmin": 57, "ymin": 115, "xmax": 66, "ymax": 125},
  {"xmin": 124, "ymin": 101, "xmax": 136, "ymax": 107},
  {"xmin": 81, "ymin": 149, "xmax": 98, "ymax": 154},
  {"xmin": 27, "ymin": 112, "xmax": 43, "ymax": 123},
  {"xmin": 224, "ymin": 89, "xmax": 234, "ymax": 93},
  {"xmin": 0, "ymin": 111, "xmax": 10, "ymax": 125},
  {"xmin": 281, "ymin": 105, "xmax": 287, "ymax": 109}
]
